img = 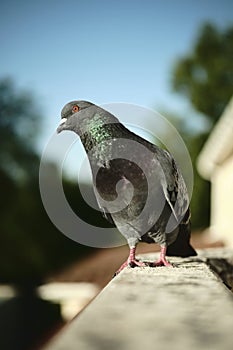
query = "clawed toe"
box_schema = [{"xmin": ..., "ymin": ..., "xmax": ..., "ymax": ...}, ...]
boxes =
[
  {"xmin": 153, "ymin": 259, "xmax": 173, "ymax": 267},
  {"xmin": 113, "ymin": 258, "xmax": 146, "ymax": 277},
  {"xmin": 113, "ymin": 245, "xmax": 174, "ymax": 277},
  {"xmin": 151, "ymin": 246, "xmax": 173, "ymax": 267},
  {"xmin": 128, "ymin": 259, "xmax": 146, "ymax": 268}
]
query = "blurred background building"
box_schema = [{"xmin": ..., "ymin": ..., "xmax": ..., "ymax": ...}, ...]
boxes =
[{"xmin": 197, "ymin": 96, "xmax": 233, "ymax": 247}]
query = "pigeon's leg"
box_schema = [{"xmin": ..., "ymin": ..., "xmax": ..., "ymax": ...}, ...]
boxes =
[
  {"xmin": 127, "ymin": 246, "xmax": 146, "ymax": 267},
  {"xmin": 114, "ymin": 246, "xmax": 146, "ymax": 275},
  {"xmin": 153, "ymin": 246, "xmax": 173, "ymax": 267}
]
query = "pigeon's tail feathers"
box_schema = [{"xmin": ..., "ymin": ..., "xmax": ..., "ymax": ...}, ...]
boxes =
[{"xmin": 166, "ymin": 221, "xmax": 197, "ymax": 257}]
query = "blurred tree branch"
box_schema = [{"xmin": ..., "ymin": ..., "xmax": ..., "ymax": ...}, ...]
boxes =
[
  {"xmin": 0, "ymin": 77, "xmax": 95, "ymax": 285},
  {"xmin": 172, "ymin": 23, "xmax": 233, "ymax": 126},
  {"xmin": 169, "ymin": 22, "xmax": 233, "ymax": 230},
  {"xmin": 0, "ymin": 78, "xmax": 41, "ymax": 182}
]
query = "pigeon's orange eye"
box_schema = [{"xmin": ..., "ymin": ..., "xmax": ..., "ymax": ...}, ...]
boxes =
[{"xmin": 72, "ymin": 105, "xmax": 79, "ymax": 113}]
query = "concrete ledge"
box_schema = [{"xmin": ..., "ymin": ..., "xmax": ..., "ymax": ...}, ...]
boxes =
[{"xmin": 43, "ymin": 248, "xmax": 233, "ymax": 350}]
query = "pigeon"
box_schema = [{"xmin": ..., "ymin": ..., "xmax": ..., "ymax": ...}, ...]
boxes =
[{"xmin": 57, "ymin": 101, "xmax": 197, "ymax": 274}]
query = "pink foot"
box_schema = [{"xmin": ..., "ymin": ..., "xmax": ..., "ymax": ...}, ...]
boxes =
[
  {"xmin": 152, "ymin": 246, "xmax": 173, "ymax": 267},
  {"xmin": 114, "ymin": 247, "xmax": 146, "ymax": 276},
  {"xmin": 153, "ymin": 257, "xmax": 173, "ymax": 267}
]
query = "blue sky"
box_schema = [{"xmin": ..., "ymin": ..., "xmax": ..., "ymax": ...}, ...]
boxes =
[{"xmin": 1, "ymin": 0, "xmax": 233, "ymax": 164}]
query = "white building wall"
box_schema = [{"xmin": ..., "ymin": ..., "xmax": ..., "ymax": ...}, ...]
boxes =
[{"xmin": 210, "ymin": 154, "xmax": 233, "ymax": 247}]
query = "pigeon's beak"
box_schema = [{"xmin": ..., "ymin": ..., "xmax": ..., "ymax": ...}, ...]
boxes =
[{"xmin": 57, "ymin": 118, "xmax": 67, "ymax": 134}]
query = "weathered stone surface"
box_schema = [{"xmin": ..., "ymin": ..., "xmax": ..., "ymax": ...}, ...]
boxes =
[{"xmin": 44, "ymin": 249, "xmax": 233, "ymax": 350}]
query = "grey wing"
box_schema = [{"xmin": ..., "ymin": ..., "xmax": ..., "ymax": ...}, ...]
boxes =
[
  {"xmin": 159, "ymin": 150, "xmax": 190, "ymax": 232},
  {"xmin": 100, "ymin": 206, "xmax": 115, "ymax": 225},
  {"xmin": 92, "ymin": 186, "xmax": 115, "ymax": 225}
]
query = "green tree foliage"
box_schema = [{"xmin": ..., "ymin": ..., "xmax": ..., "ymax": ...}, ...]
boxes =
[
  {"xmin": 172, "ymin": 23, "xmax": 233, "ymax": 125},
  {"xmin": 0, "ymin": 78, "xmax": 97, "ymax": 284},
  {"xmin": 0, "ymin": 78, "xmax": 40, "ymax": 182},
  {"xmin": 171, "ymin": 22, "xmax": 233, "ymax": 229}
]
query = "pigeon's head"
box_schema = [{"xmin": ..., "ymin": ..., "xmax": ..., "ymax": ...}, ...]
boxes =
[{"xmin": 57, "ymin": 100, "xmax": 95, "ymax": 134}]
